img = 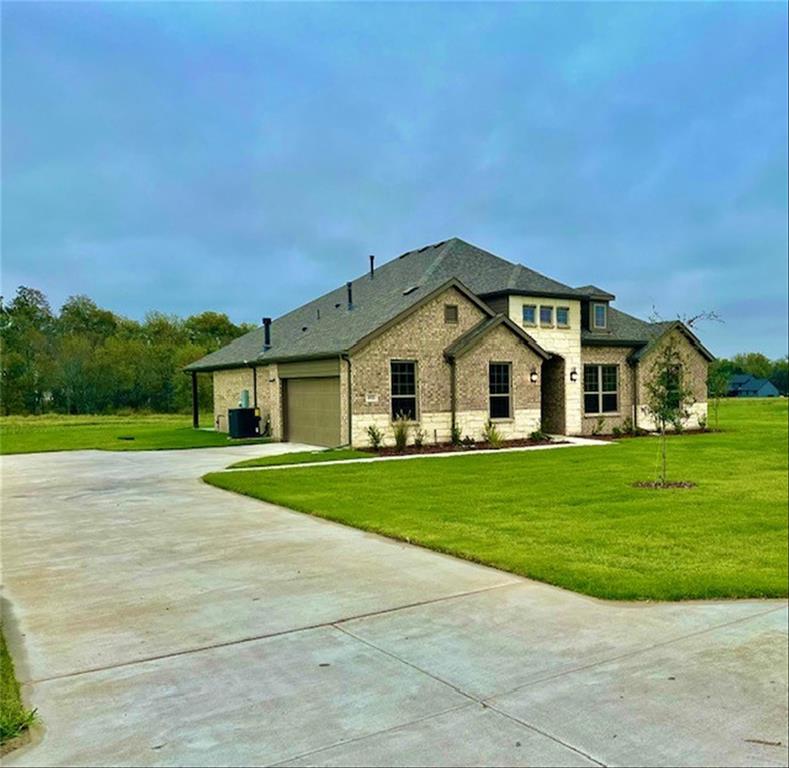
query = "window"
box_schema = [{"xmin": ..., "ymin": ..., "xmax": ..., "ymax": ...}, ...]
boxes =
[
  {"xmin": 539, "ymin": 306, "xmax": 553, "ymax": 326},
  {"xmin": 489, "ymin": 362, "xmax": 511, "ymax": 419},
  {"xmin": 390, "ymin": 361, "xmax": 417, "ymax": 420},
  {"xmin": 522, "ymin": 305, "xmax": 536, "ymax": 326},
  {"xmin": 556, "ymin": 307, "xmax": 570, "ymax": 327},
  {"xmin": 584, "ymin": 364, "xmax": 618, "ymax": 414},
  {"xmin": 593, "ymin": 303, "xmax": 607, "ymax": 329},
  {"xmin": 444, "ymin": 304, "xmax": 459, "ymax": 324}
]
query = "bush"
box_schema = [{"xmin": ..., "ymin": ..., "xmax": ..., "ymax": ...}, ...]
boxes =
[
  {"xmin": 530, "ymin": 429, "xmax": 549, "ymax": 441},
  {"xmin": 413, "ymin": 428, "xmax": 427, "ymax": 449},
  {"xmin": 366, "ymin": 424, "xmax": 383, "ymax": 450},
  {"xmin": 450, "ymin": 423, "xmax": 462, "ymax": 445},
  {"xmin": 622, "ymin": 416, "xmax": 635, "ymax": 435},
  {"xmin": 481, "ymin": 420, "xmax": 503, "ymax": 448},
  {"xmin": 591, "ymin": 416, "xmax": 605, "ymax": 436},
  {"xmin": 698, "ymin": 413, "xmax": 708, "ymax": 431},
  {"xmin": 392, "ymin": 414, "xmax": 410, "ymax": 452},
  {"xmin": 461, "ymin": 434, "xmax": 476, "ymax": 449},
  {"xmin": 612, "ymin": 426, "xmax": 622, "ymax": 437}
]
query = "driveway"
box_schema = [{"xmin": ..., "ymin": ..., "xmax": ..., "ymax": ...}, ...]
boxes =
[{"xmin": 1, "ymin": 445, "xmax": 787, "ymax": 767}]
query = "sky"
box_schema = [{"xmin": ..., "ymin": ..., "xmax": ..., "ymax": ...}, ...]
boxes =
[{"xmin": 2, "ymin": 2, "xmax": 787, "ymax": 358}]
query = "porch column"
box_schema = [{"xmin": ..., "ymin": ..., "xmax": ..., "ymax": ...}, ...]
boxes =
[{"xmin": 191, "ymin": 371, "xmax": 199, "ymax": 429}]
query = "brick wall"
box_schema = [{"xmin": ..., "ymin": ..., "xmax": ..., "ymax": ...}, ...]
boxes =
[
  {"xmin": 350, "ymin": 289, "xmax": 542, "ymax": 447},
  {"xmin": 636, "ymin": 329, "xmax": 709, "ymax": 431},
  {"xmin": 580, "ymin": 346, "xmax": 635, "ymax": 435},
  {"xmin": 212, "ymin": 368, "xmax": 255, "ymax": 432}
]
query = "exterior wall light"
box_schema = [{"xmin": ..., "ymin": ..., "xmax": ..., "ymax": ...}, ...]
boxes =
[
  {"xmin": 530, "ymin": 368, "xmax": 539, "ymax": 384},
  {"xmin": 569, "ymin": 368, "xmax": 578, "ymax": 383}
]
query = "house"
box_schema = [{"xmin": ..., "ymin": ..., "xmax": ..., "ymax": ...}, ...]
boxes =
[
  {"xmin": 185, "ymin": 238, "xmax": 713, "ymax": 447},
  {"xmin": 727, "ymin": 374, "xmax": 780, "ymax": 398}
]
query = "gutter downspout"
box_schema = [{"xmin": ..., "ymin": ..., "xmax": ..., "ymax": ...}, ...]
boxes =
[
  {"xmin": 448, "ymin": 355, "xmax": 457, "ymax": 437},
  {"xmin": 342, "ymin": 353, "xmax": 352, "ymax": 447},
  {"xmin": 632, "ymin": 359, "xmax": 639, "ymax": 430}
]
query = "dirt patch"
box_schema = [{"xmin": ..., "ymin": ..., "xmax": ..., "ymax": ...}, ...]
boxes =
[
  {"xmin": 0, "ymin": 728, "xmax": 31, "ymax": 758},
  {"xmin": 632, "ymin": 480, "xmax": 697, "ymax": 489},
  {"xmin": 362, "ymin": 437, "xmax": 564, "ymax": 458}
]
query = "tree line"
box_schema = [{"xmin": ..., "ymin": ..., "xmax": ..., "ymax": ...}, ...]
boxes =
[
  {"xmin": 0, "ymin": 286, "xmax": 255, "ymax": 415},
  {"xmin": 708, "ymin": 352, "xmax": 788, "ymax": 396}
]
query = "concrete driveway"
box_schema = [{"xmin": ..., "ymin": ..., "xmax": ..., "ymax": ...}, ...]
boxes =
[{"xmin": 1, "ymin": 445, "xmax": 786, "ymax": 768}]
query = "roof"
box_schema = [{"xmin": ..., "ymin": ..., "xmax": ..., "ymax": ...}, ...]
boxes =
[
  {"xmin": 575, "ymin": 284, "xmax": 616, "ymax": 301},
  {"xmin": 729, "ymin": 375, "xmax": 779, "ymax": 394},
  {"xmin": 444, "ymin": 315, "xmax": 550, "ymax": 361},
  {"xmin": 186, "ymin": 237, "xmax": 587, "ymax": 372}
]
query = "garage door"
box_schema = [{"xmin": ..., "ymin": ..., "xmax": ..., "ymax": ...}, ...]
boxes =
[{"xmin": 284, "ymin": 377, "xmax": 341, "ymax": 447}]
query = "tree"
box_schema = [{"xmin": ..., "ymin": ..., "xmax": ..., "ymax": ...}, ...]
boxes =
[
  {"xmin": 707, "ymin": 363, "xmax": 729, "ymax": 431},
  {"xmin": 731, "ymin": 352, "xmax": 772, "ymax": 380},
  {"xmin": 770, "ymin": 356, "xmax": 788, "ymax": 395},
  {"xmin": 643, "ymin": 334, "xmax": 696, "ymax": 487}
]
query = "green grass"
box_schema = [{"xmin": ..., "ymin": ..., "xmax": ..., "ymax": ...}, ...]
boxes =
[
  {"xmin": 205, "ymin": 398, "xmax": 789, "ymax": 601},
  {"xmin": 229, "ymin": 448, "xmax": 371, "ymax": 469},
  {"xmin": 0, "ymin": 630, "xmax": 36, "ymax": 746},
  {"xmin": 0, "ymin": 413, "xmax": 271, "ymax": 455}
]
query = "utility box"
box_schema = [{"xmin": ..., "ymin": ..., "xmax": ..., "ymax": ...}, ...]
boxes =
[{"xmin": 228, "ymin": 407, "xmax": 260, "ymax": 439}]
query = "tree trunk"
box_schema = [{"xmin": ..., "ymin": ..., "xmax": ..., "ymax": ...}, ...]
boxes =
[{"xmin": 660, "ymin": 423, "xmax": 667, "ymax": 487}]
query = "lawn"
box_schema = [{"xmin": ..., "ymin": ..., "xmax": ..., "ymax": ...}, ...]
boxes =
[
  {"xmin": 205, "ymin": 398, "xmax": 789, "ymax": 601},
  {"xmin": 0, "ymin": 630, "xmax": 36, "ymax": 747},
  {"xmin": 0, "ymin": 413, "xmax": 270, "ymax": 455},
  {"xmin": 229, "ymin": 448, "xmax": 371, "ymax": 469}
]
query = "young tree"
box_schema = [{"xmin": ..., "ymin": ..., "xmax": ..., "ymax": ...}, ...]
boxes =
[
  {"xmin": 707, "ymin": 363, "xmax": 729, "ymax": 431},
  {"xmin": 643, "ymin": 334, "xmax": 696, "ymax": 487}
]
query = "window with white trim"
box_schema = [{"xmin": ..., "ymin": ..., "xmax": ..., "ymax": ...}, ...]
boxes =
[
  {"xmin": 584, "ymin": 364, "xmax": 618, "ymax": 414},
  {"xmin": 592, "ymin": 303, "xmax": 608, "ymax": 329}
]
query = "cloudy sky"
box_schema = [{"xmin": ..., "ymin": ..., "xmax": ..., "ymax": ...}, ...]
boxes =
[{"xmin": 2, "ymin": 2, "xmax": 787, "ymax": 357}]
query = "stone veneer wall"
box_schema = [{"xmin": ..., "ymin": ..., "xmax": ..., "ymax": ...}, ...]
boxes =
[
  {"xmin": 635, "ymin": 329, "xmax": 709, "ymax": 431},
  {"xmin": 506, "ymin": 296, "xmax": 583, "ymax": 435},
  {"xmin": 579, "ymin": 346, "xmax": 636, "ymax": 436}
]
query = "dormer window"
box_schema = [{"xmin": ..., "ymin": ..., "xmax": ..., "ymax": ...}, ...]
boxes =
[{"xmin": 592, "ymin": 303, "xmax": 607, "ymax": 330}]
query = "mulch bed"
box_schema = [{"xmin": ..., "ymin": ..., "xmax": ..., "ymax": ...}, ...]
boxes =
[
  {"xmin": 593, "ymin": 428, "xmax": 715, "ymax": 442},
  {"xmin": 361, "ymin": 436, "xmax": 564, "ymax": 458},
  {"xmin": 632, "ymin": 480, "xmax": 697, "ymax": 489}
]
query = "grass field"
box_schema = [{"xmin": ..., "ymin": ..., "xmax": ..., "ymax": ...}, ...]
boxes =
[
  {"xmin": 205, "ymin": 398, "xmax": 789, "ymax": 601},
  {"xmin": 0, "ymin": 413, "xmax": 270, "ymax": 455},
  {"xmin": 0, "ymin": 630, "xmax": 36, "ymax": 746}
]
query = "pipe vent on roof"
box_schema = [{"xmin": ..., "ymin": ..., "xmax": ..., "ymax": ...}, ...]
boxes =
[{"xmin": 403, "ymin": 285, "xmax": 419, "ymax": 296}]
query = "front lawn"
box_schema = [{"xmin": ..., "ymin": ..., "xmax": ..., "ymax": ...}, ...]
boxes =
[
  {"xmin": 205, "ymin": 398, "xmax": 789, "ymax": 601},
  {"xmin": 0, "ymin": 413, "xmax": 270, "ymax": 455}
]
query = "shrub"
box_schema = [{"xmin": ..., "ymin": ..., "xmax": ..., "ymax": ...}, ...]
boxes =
[
  {"xmin": 413, "ymin": 428, "xmax": 427, "ymax": 449},
  {"xmin": 612, "ymin": 426, "xmax": 622, "ymax": 438},
  {"xmin": 450, "ymin": 423, "xmax": 462, "ymax": 445},
  {"xmin": 530, "ymin": 429, "xmax": 549, "ymax": 441},
  {"xmin": 481, "ymin": 420, "xmax": 503, "ymax": 448},
  {"xmin": 698, "ymin": 413, "xmax": 708, "ymax": 431},
  {"xmin": 591, "ymin": 416, "xmax": 605, "ymax": 436},
  {"xmin": 622, "ymin": 416, "xmax": 635, "ymax": 435},
  {"xmin": 392, "ymin": 414, "xmax": 410, "ymax": 452},
  {"xmin": 366, "ymin": 424, "xmax": 383, "ymax": 450},
  {"xmin": 461, "ymin": 434, "xmax": 476, "ymax": 449}
]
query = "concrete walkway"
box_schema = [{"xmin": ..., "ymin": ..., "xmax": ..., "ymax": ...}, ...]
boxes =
[
  {"xmin": 226, "ymin": 435, "xmax": 612, "ymax": 472},
  {"xmin": 1, "ymin": 445, "xmax": 786, "ymax": 767}
]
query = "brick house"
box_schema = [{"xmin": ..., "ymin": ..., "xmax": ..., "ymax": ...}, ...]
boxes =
[{"xmin": 186, "ymin": 238, "xmax": 714, "ymax": 446}]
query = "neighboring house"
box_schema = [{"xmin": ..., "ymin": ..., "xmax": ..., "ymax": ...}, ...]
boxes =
[
  {"xmin": 727, "ymin": 374, "xmax": 781, "ymax": 398},
  {"xmin": 186, "ymin": 238, "xmax": 713, "ymax": 446}
]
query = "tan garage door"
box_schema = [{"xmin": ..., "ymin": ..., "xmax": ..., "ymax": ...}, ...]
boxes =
[{"xmin": 284, "ymin": 377, "xmax": 341, "ymax": 447}]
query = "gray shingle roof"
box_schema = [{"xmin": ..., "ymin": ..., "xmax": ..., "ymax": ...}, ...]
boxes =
[
  {"xmin": 186, "ymin": 237, "xmax": 583, "ymax": 371},
  {"xmin": 444, "ymin": 315, "xmax": 550, "ymax": 360},
  {"xmin": 186, "ymin": 237, "xmax": 696, "ymax": 371},
  {"xmin": 575, "ymin": 284, "xmax": 616, "ymax": 300},
  {"xmin": 581, "ymin": 307, "xmax": 672, "ymax": 348}
]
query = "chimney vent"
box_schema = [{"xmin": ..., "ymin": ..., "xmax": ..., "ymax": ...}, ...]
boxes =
[
  {"xmin": 346, "ymin": 281, "xmax": 353, "ymax": 310},
  {"xmin": 262, "ymin": 317, "xmax": 272, "ymax": 350},
  {"xmin": 369, "ymin": 254, "xmax": 375, "ymax": 279}
]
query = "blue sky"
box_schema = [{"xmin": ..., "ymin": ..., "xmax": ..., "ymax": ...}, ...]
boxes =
[{"xmin": 2, "ymin": 2, "xmax": 787, "ymax": 357}]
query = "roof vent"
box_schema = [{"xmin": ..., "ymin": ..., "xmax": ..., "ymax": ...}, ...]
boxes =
[
  {"xmin": 403, "ymin": 285, "xmax": 419, "ymax": 296},
  {"xmin": 346, "ymin": 281, "xmax": 353, "ymax": 310},
  {"xmin": 369, "ymin": 254, "xmax": 375, "ymax": 279},
  {"xmin": 262, "ymin": 317, "xmax": 272, "ymax": 350},
  {"xmin": 301, "ymin": 326, "xmax": 308, "ymax": 332}
]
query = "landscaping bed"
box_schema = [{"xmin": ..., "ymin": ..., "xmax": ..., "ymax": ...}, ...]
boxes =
[{"xmin": 362, "ymin": 435, "xmax": 562, "ymax": 457}]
